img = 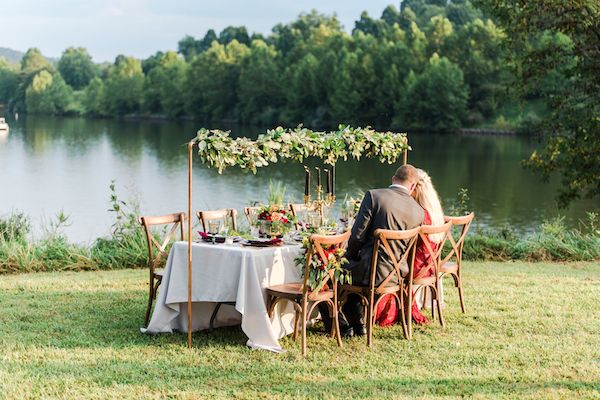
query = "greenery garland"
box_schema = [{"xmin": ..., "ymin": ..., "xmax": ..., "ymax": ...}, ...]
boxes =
[{"xmin": 194, "ymin": 125, "xmax": 410, "ymax": 173}]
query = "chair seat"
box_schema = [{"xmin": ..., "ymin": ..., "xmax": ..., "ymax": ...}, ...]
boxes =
[
  {"xmin": 267, "ymin": 282, "xmax": 303, "ymax": 295},
  {"xmin": 440, "ymin": 261, "xmax": 458, "ymax": 273},
  {"xmin": 341, "ymin": 283, "xmax": 401, "ymax": 295},
  {"xmin": 267, "ymin": 283, "xmax": 334, "ymax": 301}
]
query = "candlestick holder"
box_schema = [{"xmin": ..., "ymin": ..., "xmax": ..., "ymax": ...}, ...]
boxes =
[{"xmin": 302, "ymin": 184, "xmax": 336, "ymax": 227}]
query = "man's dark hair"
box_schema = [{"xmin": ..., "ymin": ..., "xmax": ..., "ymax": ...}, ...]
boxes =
[{"xmin": 393, "ymin": 164, "xmax": 418, "ymax": 184}]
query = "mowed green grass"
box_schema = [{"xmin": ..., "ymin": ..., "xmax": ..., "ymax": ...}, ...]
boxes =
[{"xmin": 0, "ymin": 262, "xmax": 599, "ymax": 399}]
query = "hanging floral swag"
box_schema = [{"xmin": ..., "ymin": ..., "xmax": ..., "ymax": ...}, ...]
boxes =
[
  {"xmin": 294, "ymin": 234, "xmax": 351, "ymax": 291},
  {"xmin": 194, "ymin": 125, "xmax": 410, "ymax": 173}
]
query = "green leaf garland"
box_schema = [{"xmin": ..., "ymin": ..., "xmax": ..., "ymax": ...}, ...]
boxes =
[{"xmin": 194, "ymin": 125, "xmax": 410, "ymax": 173}]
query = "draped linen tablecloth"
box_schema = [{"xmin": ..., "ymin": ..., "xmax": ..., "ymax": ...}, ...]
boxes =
[{"xmin": 142, "ymin": 241, "xmax": 303, "ymax": 352}]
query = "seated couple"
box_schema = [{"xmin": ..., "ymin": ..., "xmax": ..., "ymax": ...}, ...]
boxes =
[{"xmin": 322, "ymin": 164, "xmax": 445, "ymax": 337}]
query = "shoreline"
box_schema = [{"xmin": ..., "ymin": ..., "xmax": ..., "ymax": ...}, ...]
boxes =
[{"xmin": 5, "ymin": 112, "xmax": 519, "ymax": 136}]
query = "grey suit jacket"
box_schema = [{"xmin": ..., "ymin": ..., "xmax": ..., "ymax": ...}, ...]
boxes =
[{"xmin": 346, "ymin": 186, "xmax": 424, "ymax": 286}]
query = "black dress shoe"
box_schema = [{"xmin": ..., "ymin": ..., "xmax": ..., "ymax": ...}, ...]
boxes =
[
  {"xmin": 341, "ymin": 325, "xmax": 354, "ymax": 338},
  {"xmin": 353, "ymin": 324, "xmax": 367, "ymax": 336}
]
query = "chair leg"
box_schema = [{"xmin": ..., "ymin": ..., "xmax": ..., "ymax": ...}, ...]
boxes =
[
  {"xmin": 430, "ymin": 286, "xmax": 436, "ymax": 321},
  {"xmin": 292, "ymin": 310, "xmax": 300, "ymax": 341},
  {"xmin": 209, "ymin": 303, "xmax": 222, "ymax": 332},
  {"xmin": 301, "ymin": 303, "xmax": 308, "ymax": 357},
  {"xmin": 406, "ymin": 288, "xmax": 413, "ymax": 340},
  {"xmin": 398, "ymin": 290, "xmax": 408, "ymax": 340},
  {"xmin": 332, "ymin": 301, "xmax": 343, "ymax": 348},
  {"xmin": 144, "ymin": 281, "xmax": 154, "ymax": 327},
  {"xmin": 435, "ymin": 287, "xmax": 445, "ymax": 327},
  {"xmin": 457, "ymin": 275, "xmax": 466, "ymax": 313},
  {"xmin": 367, "ymin": 291, "xmax": 375, "ymax": 347}
]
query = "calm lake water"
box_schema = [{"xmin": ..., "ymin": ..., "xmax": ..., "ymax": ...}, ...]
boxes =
[{"xmin": 0, "ymin": 115, "xmax": 597, "ymax": 242}]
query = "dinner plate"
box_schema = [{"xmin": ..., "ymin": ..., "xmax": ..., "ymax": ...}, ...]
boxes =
[
  {"xmin": 242, "ymin": 238, "xmax": 283, "ymax": 247},
  {"xmin": 200, "ymin": 235, "xmax": 241, "ymax": 243}
]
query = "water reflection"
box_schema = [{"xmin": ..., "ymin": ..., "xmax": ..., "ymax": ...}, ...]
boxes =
[{"xmin": 0, "ymin": 115, "xmax": 597, "ymax": 241}]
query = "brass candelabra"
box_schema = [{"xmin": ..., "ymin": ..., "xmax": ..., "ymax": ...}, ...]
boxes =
[{"xmin": 303, "ymin": 184, "xmax": 336, "ymax": 226}]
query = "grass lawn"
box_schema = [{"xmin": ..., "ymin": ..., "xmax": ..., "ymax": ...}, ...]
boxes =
[{"xmin": 0, "ymin": 261, "xmax": 599, "ymax": 399}]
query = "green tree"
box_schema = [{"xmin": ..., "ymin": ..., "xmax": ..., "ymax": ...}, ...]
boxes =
[
  {"xmin": 143, "ymin": 51, "xmax": 187, "ymax": 117},
  {"xmin": 218, "ymin": 26, "xmax": 250, "ymax": 46},
  {"xmin": 83, "ymin": 76, "xmax": 105, "ymax": 115},
  {"xmin": 238, "ymin": 40, "xmax": 284, "ymax": 124},
  {"xmin": 443, "ymin": 18, "xmax": 506, "ymax": 122},
  {"xmin": 426, "ymin": 16, "xmax": 454, "ymax": 55},
  {"xmin": 478, "ymin": 0, "xmax": 600, "ymax": 204},
  {"xmin": 57, "ymin": 47, "xmax": 98, "ymax": 89},
  {"xmin": 446, "ymin": 1, "xmax": 481, "ymax": 27},
  {"xmin": 103, "ymin": 56, "xmax": 144, "ymax": 115},
  {"xmin": 0, "ymin": 59, "xmax": 18, "ymax": 104},
  {"xmin": 25, "ymin": 70, "xmax": 72, "ymax": 114},
  {"xmin": 185, "ymin": 40, "xmax": 249, "ymax": 120},
  {"xmin": 20, "ymin": 48, "xmax": 52, "ymax": 73},
  {"xmin": 404, "ymin": 54, "xmax": 469, "ymax": 130}
]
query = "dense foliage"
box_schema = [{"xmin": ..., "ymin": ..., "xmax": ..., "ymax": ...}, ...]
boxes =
[
  {"xmin": 0, "ymin": 1, "xmax": 514, "ymax": 131},
  {"xmin": 477, "ymin": 0, "xmax": 600, "ymax": 205}
]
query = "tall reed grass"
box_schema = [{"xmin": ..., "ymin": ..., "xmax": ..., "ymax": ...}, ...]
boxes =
[{"xmin": 0, "ymin": 186, "xmax": 598, "ymax": 275}]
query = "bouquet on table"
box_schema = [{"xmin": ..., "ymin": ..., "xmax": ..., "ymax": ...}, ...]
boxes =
[
  {"xmin": 253, "ymin": 181, "xmax": 297, "ymax": 237},
  {"xmin": 256, "ymin": 204, "xmax": 296, "ymax": 237}
]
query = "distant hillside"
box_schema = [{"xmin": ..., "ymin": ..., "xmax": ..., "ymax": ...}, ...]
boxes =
[
  {"xmin": 0, "ymin": 47, "xmax": 24, "ymax": 65},
  {"xmin": 0, "ymin": 47, "xmax": 58, "ymax": 66}
]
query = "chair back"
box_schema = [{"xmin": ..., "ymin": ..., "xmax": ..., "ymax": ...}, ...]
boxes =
[
  {"xmin": 196, "ymin": 208, "xmax": 237, "ymax": 232},
  {"xmin": 370, "ymin": 227, "xmax": 420, "ymax": 292},
  {"xmin": 139, "ymin": 212, "xmax": 185, "ymax": 273},
  {"xmin": 414, "ymin": 222, "xmax": 452, "ymax": 280},
  {"xmin": 301, "ymin": 230, "xmax": 351, "ymax": 300},
  {"xmin": 442, "ymin": 212, "xmax": 475, "ymax": 267},
  {"xmin": 243, "ymin": 206, "xmax": 261, "ymax": 225},
  {"xmin": 289, "ymin": 203, "xmax": 314, "ymax": 230}
]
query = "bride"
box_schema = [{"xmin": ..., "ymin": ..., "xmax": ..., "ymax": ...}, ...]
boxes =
[
  {"xmin": 375, "ymin": 168, "xmax": 445, "ymax": 326},
  {"xmin": 410, "ymin": 168, "xmax": 446, "ymax": 324}
]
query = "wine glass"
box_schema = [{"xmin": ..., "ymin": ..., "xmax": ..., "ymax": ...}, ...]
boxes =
[{"xmin": 208, "ymin": 220, "xmax": 222, "ymax": 244}]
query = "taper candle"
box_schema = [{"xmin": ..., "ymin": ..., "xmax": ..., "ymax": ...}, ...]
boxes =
[
  {"xmin": 315, "ymin": 166, "xmax": 321, "ymax": 187},
  {"xmin": 304, "ymin": 166, "xmax": 310, "ymax": 196},
  {"xmin": 324, "ymin": 168, "xmax": 330, "ymax": 194}
]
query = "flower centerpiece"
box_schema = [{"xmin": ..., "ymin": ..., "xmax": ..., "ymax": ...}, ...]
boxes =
[
  {"xmin": 294, "ymin": 232, "xmax": 351, "ymax": 291},
  {"xmin": 255, "ymin": 181, "xmax": 296, "ymax": 237},
  {"xmin": 256, "ymin": 204, "xmax": 295, "ymax": 237}
]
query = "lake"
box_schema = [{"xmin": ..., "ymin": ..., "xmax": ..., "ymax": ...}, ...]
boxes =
[{"xmin": 0, "ymin": 115, "xmax": 597, "ymax": 242}]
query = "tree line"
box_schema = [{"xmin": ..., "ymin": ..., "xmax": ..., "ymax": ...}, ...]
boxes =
[{"xmin": 0, "ymin": 0, "xmax": 520, "ymax": 131}]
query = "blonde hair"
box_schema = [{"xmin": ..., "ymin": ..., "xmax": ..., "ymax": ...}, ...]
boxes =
[{"xmin": 414, "ymin": 169, "xmax": 445, "ymax": 243}]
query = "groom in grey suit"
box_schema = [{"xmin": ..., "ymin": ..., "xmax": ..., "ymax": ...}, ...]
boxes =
[{"xmin": 339, "ymin": 164, "xmax": 424, "ymax": 335}]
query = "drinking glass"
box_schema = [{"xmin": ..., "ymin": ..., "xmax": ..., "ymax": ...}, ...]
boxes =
[
  {"xmin": 208, "ymin": 220, "xmax": 221, "ymax": 235},
  {"xmin": 307, "ymin": 211, "xmax": 321, "ymax": 229}
]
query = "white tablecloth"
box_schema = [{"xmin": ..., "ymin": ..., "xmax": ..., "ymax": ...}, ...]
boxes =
[{"xmin": 142, "ymin": 241, "xmax": 303, "ymax": 352}]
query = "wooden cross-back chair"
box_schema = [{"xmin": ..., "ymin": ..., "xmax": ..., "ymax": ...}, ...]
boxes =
[
  {"xmin": 139, "ymin": 212, "xmax": 185, "ymax": 327},
  {"xmin": 440, "ymin": 212, "xmax": 475, "ymax": 313},
  {"xmin": 405, "ymin": 222, "xmax": 452, "ymax": 338},
  {"xmin": 340, "ymin": 227, "xmax": 420, "ymax": 346},
  {"xmin": 243, "ymin": 206, "xmax": 261, "ymax": 225},
  {"xmin": 288, "ymin": 203, "xmax": 314, "ymax": 230},
  {"xmin": 265, "ymin": 230, "xmax": 351, "ymax": 356},
  {"xmin": 196, "ymin": 208, "xmax": 237, "ymax": 233}
]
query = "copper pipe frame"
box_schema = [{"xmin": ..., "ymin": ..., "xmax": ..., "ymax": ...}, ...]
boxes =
[{"xmin": 187, "ymin": 140, "xmax": 194, "ymax": 349}]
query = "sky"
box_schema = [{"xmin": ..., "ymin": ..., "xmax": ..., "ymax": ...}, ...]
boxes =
[{"xmin": 2, "ymin": 0, "xmax": 399, "ymax": 63}]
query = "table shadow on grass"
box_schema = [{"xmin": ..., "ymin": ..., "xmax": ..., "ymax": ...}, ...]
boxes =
[{"xmin": 0, "ymin": 288, "xmax": 250, "ymax": 350}]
